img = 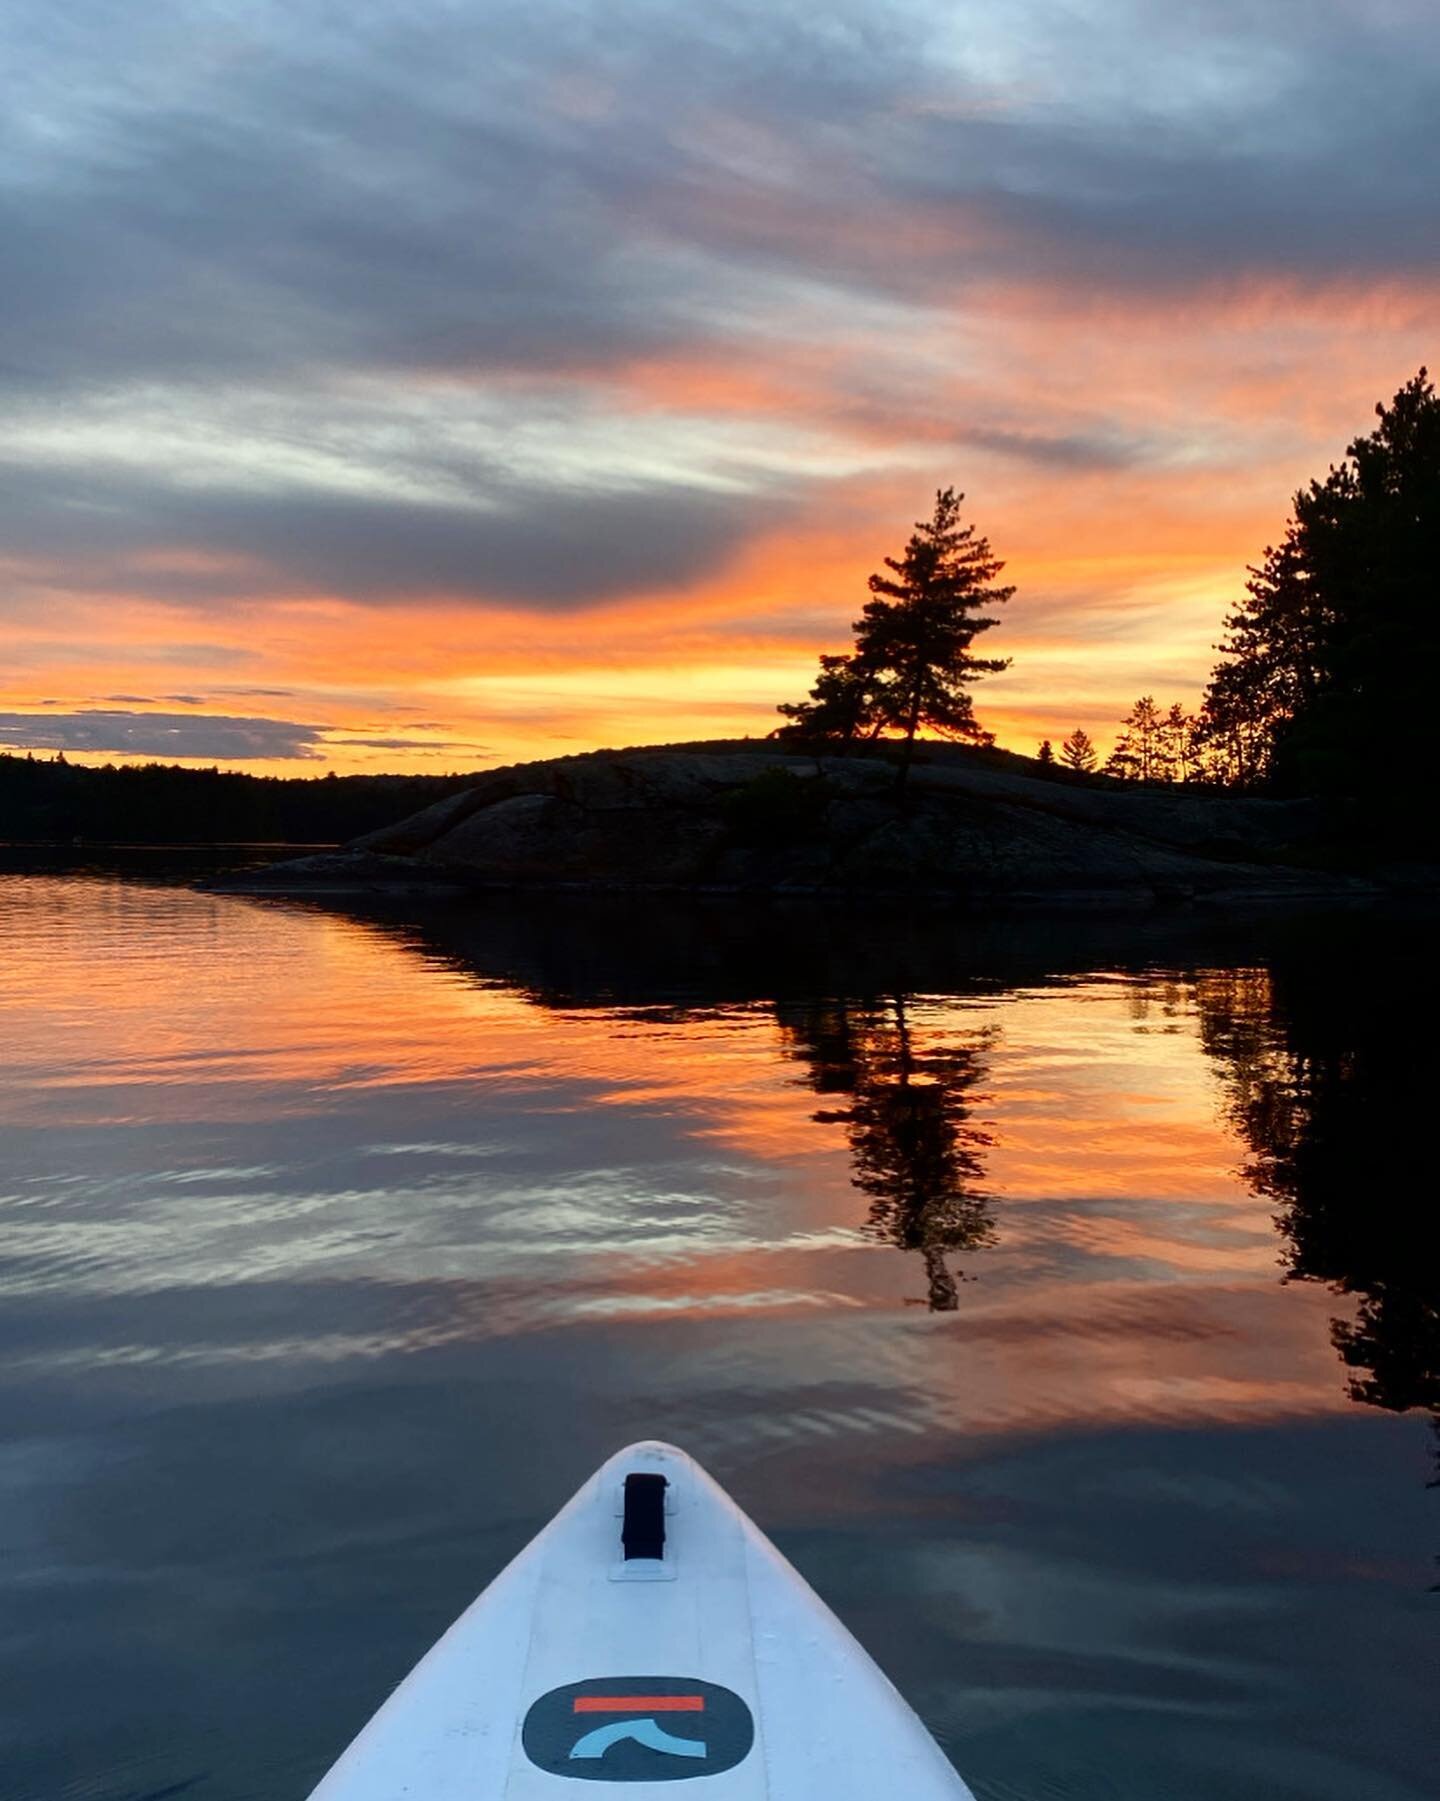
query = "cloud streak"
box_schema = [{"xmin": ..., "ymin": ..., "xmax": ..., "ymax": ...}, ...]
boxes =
[{"xmin": 0, "ymin": 710, "xmax": 328, "ymax": 761}]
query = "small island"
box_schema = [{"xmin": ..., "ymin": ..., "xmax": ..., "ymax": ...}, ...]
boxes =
[
  {"xmin": 223, "ymin": 735, "xmax": 1358, "ymax": 908},
  {"xmin": 228, "ymin": 370, "xmax": 1438, "ymax": 910}
]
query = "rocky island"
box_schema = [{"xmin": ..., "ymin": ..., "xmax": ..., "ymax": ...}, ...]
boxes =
[{"xmin": 225, "ymin": 741, "xmax": 1367, "ymax": 910}]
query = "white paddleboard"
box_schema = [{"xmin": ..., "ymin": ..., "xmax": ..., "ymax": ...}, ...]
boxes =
[{"xmin": 309, "ymin": 1439, "xmax": 975, "ymax": 1799}]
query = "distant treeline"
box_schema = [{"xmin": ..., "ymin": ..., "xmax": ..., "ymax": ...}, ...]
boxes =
[{"xmin": 0, "ymin": 753, "xmax": 480, "ymax": 845}]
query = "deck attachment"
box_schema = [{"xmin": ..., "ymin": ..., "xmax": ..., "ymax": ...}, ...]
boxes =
[{"xmin": 621, "ymin": 1472, "xmax": 667, "ymax": 1561}]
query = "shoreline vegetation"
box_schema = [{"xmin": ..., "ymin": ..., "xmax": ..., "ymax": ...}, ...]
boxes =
[{"xmin": 4, "ymin": 370, "xmax": 1436, "ymax": 906}]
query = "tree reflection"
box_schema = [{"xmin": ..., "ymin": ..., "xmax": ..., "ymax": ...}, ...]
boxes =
[
  {"xmin": 778, "ymin": 995, "xmax": 997, "ymax": 1309},
  {"xmin": 1190, "ymin": 957, "xmax": 1439, "ymax": 1446}
]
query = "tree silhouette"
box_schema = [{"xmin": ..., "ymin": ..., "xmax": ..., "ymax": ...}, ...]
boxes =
[
  {"xmin": 1196, "ymin": 659, "xmax": 1273, "ymax": 788},
  {"xmin": 1104, "ymin": 696, "xmax": 1162, "ymax": 780},
  {"xmin": 1104, "ymin": 696, "xmax": 1203, "ymax": 783},
  {"xmin": 1157, "ymin": 703, "xmax": 1199, "ymax": 782},
  {"xmin": 776, "ymin": 489, "xmax": 1013, "ymax": 790},
  {"xmin": 778, "ymin": 995, "xmax": 997, "ymax": 1309},
  {"xmin": 1060, "ymin": 726, "xmax": 1098, "ymax": 773},
  {"xmin": 773, "ymin": 653, "xmax": 879, "ymax": 746},
  {"xmin": 0, "ymin": 750, "xmax": 481, "ymax": 844},
  {"xmin": 1202, "ymin": 368, "xmax": 1440, "ymax": 806},
  {"xmin": 1037, "ymin": 738, "xmax": 1054, "ymax": 765}
]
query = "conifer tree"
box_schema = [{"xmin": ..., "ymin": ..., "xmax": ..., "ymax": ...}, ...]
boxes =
[
  {"xmin": 853, "ymin": 487, "xmax": 1013, "ymax": 790},
  {"xmin": 1104, "ymin": 733, "xmax": 1138, "ymax": 781},
  {"xmin": 1037, "ymin": 738, "xmax": 1054, "ymax": 765},
  {"xmin": 776, "ymin": 488, "xmax": 1014, "ymax": 790},
  {"xmin": 1201, "ymin": 368, "xmax": 1439, "ymax": 800},
  {"xmin": 1107, "ymin": 696, "xmax": 1162, "ymax": 781},
  {"xmin": 1157, "ymin": 703, "xmax": 1198, "ymax": 782},
  {"xmin": 774, "ymin": 653, "xmax": 878, "ymax": 746},
  {"xmin": 1060, "ymin": 727, "xmax": 1097, "ymax": 773}
]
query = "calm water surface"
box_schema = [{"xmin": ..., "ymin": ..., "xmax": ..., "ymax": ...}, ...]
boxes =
[{"xmin": 0, "ymin": 876, "xmax": 1434, "ymax": 1800}]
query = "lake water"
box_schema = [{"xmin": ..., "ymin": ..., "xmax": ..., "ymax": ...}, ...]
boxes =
[{"xmin": 1, "ymin": 875, "xmax": 1434, "ymax": 1801}]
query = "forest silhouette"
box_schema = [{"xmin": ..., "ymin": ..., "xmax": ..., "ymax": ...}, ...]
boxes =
[{"xmin": 0, "ymin": 752, "xmax": 477, "ymax": 846}]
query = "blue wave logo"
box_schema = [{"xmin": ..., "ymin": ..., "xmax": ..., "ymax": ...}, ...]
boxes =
[{"xmin": 523, "ymin": 1676, "xmax": 754, "ymax": 1782}]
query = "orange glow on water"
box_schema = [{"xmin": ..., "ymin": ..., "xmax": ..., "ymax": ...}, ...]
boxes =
[{"xmin": 0, "ymin": 879, "xmax": 1369, "ymax": 1438}]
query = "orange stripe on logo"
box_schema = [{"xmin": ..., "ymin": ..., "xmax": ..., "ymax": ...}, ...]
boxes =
[{"xmin": 573, "ymin": 1696, "xmax": 705, "ymax": 1713}]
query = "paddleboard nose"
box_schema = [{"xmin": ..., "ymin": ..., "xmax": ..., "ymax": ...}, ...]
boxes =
[
  {"xmin": 307, "ymin": 1440, "xmax": 977, "ymax": 1799},
  {"xmin": 599, "ymin": 1438, "xmax": 692, "ymax": 1471}
]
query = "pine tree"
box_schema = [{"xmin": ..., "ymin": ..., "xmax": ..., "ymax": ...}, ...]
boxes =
[
  {"xmin": 1157, "ymin": 703, "xmax": 1198, "ymax": 783},
  {"xmin": 1037, "ymin": 738, "xmax": 1054, "ymax": 765},
  {"xmin": 773, "ymin": 654, "xmax": 878, "ymax": 746},
  {"xmin": 1195, "ymin": 672, "xmax": 1271, "ymax": 787},
  {"xmin": 776, "ymin": 488, "xmax": 1014, "ymax": 791},
  {"xmin": 1202, "ymin": 368, "xmax": 1439, "ymax": 800},
  {"xmin": 853, "ymin": 487, "xmax": 1013, "ymax": 790},
  {"xmin": 1104, "ymin": 732, "xmax": 1139, "ymax": 781},
  {"xmin": 1060, "ymin": 727, "xmax": 1097, "ymax": 773},
  {"xmin": 1108, "ymin": 696, "xmax": 1162, "ymax": 782}
]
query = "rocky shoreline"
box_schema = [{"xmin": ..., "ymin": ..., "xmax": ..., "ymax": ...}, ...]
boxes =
[{"xmin": 211, "ymin": 743, "xmax": 1387, "ymax": 911}]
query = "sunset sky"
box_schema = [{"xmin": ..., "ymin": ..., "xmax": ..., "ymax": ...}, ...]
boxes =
[{"xmin": 3, "ymin": 0, "xmax": 1436, "ymax": 775}]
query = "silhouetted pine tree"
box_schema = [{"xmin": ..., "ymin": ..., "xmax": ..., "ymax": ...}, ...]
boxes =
[
  {"xmin": 1106, "ymin": 696, "xmax": 1163, "ymax": 781},
  {"xmin": 1060, "ymin": 727, "xmax": 1097, "ymax": 772},
  {"xmin": 776, "ymin": 488, "xmax": 1013, "ymax": 789},
  {"xmin": 773, "ymin": 653, "xmax": 879, "ymax": 745},
  {"xmin": 1158, "ymin": 703, "xmax": 1199, "ymax": 782},
  {"xmin": 856, "ymin": 488, "xmax": 1013, "ymax": 789},
  {"xmin": 1202, "ymin": 368, "xmax": 1439, "ymax": 806},
  {"xmin": 1104, "ymin": 733, "xmax": 1137, "ymax": 781},
  {"xmin": 1037, "ymin": 738, "xmax": 1054, "ymax": 764}
]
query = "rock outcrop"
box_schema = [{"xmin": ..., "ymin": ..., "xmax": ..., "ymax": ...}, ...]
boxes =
[{"xmin": 227, "ymin": 744, "xmax": 1367, "ymax": 909}]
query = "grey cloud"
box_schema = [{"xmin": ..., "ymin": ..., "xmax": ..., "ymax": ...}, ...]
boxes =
[
  {"xmin": 958, "ymin": 425, "xmax": 1153, "ymax": 471},
  {"xmin": 5, "ymin": 1, "xmax": 1435, "ymax": 411},
  {"xmin": 0, "ymin": 6, "xmax": 708, "ymax": 396},
  {"xmin": 0, "ymin": 457, "xmax": 794, "ymax": 608},
  {"xmin": 0, "ymin": 709, "xmax": 326, "ymax": 760},
  {"xmin": 641, "ymin": 3, "xmax": 1415, "ymax": 307}
]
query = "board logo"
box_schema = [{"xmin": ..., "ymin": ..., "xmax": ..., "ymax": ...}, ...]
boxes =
[{"xmin": 522, "ymin": 1676, "xmax": 754, "ymax": 1782}]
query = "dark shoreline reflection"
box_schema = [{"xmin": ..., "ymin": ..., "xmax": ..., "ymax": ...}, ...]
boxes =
[
  {"xmin": 259, "ymin": 891, "xmax": 1440, "ymax": 1435},
  {"xmin": 1185, "ymin": 955, "xmax": 1440, "ymax": 1505},
  {"xmin": 249, "ymin": 886, "xmax": 1395, "ymax": 1008}
]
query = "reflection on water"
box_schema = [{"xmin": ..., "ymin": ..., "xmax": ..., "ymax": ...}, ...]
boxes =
[
  {"xmin": 1191, "ymin": 962, "xmax": 1439, "ymax": 1471},
  {"xmin": 782, "ymin": 997, "xmax": 996, "ymax": 1311},
  {"xmin": 0, "ymin": 877, "xmax": 1434, "ymax": 1801}
]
